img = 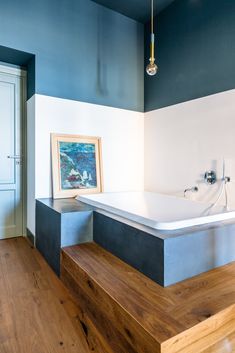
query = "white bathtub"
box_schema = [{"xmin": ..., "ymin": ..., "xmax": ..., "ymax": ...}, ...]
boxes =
[{"xmin": 78, "ymin": 191, "xmax": 235, "ymax": 231}]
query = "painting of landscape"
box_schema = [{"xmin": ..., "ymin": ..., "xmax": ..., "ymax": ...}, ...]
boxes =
[{"xmin": 59, "ymin": 142, "xmax": 97, "ymax": 190}]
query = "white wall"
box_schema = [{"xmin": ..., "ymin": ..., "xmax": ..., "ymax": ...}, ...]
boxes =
[
  {"xmin": 27, "ymin": 94, "xmax": 144, "ymax": 234},
  {"xmin": 145, "ymin": 89, "xmax": 235, "ymax": 208},
  {"xmin": 27, "ymin": 96, "xmax": 35, "ymax": 234}
]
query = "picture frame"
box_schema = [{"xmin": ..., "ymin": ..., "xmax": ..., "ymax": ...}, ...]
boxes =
[{"xmin": 51, "ymin": 133, "xmax": 103, "ymax": 199}]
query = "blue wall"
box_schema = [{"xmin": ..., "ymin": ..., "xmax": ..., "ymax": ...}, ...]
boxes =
[
  {"xmin": 145, "ymin": 0, "xmax": 235, "ymax": 112},
  {"xmin": 0, "ymin": 0, "xmax": 144, "ymax": 112}
]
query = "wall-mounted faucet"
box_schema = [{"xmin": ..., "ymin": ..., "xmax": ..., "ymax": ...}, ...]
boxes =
[
  {"xmin": 204, "ymin": 171, "xmax": 217, "ymax": 185},
  {"xmin": 204, "ymin": 160, "xmax": 231, "ymax": 210},
  {"xmin": 224, "ymin": 176, "xmax": 231, "ymax": 183},
  {"xmin": 204, "ymin": 170, "xmax": 231, "ymax": 185},
  {"xmin": 184, "ymin": 186, "xmax": 199, "ymax": 197}
]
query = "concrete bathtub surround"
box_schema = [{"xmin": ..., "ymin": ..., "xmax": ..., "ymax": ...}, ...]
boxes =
[
  {"xmin": 36, "ymin": 198, "xmax": 93, "ymax": 276},
  {"xmin": 93, "ymin": 211, "xmax": 235, "ymax": 287},
  {"xmin": 78, "ymin": 192, "xmax": 235, "ymax": 286}
]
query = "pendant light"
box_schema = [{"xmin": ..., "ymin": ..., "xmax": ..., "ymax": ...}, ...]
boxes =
[{"xmin": 146, "ymin": 0, "xmax": 158, "ymax": 76}]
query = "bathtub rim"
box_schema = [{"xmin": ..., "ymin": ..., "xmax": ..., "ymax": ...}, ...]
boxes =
[{"xmin": 78, "ymin": 191, "xmax": 235, "ymax": 232}]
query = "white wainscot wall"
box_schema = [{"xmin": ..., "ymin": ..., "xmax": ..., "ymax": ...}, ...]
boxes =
[
  {"xmin": 27, "ymin": 94, "xmax": 144, "ymax": 234},
  {"xmin": 27, "ymin": 96, "xmax": 35, "ymax": 235},
  {"xmin": 145, "ymin": 89, "xmax": 235, "ymax": 208}
]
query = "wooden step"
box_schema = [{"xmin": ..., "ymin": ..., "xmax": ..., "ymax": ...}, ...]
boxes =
[{"xmin": 61, "ymin": 242, "xmax": 235, "ymax": 353}]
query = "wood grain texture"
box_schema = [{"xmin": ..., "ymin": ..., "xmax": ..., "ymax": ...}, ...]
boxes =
[
  {"xmin": 61, "ymin": 242, "xmax": 235, "ymax": 353},
  {"xmin": 0, "ymin": 237, "xmax": 110, "ymax": 353}
]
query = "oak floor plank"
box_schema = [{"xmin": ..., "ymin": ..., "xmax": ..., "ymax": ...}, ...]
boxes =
[{"xmin": 0, "ymin": 237, "xmax": 110, "ymax": 353}]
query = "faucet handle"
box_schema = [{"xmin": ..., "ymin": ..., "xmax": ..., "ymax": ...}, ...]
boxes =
[{"xmin": 204, "ymin": 171, "xmax": 217, "ymax": 185}]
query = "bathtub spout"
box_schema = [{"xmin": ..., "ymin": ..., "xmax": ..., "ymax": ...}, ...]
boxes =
[{"xmin": 184, "ymin": 186, "xmax": 199, "ymax": 198}]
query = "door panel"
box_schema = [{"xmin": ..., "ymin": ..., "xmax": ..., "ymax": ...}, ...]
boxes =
[
  {"xmin": 0, "ymin": 81, "xmax": 15, "ymax": 183},
  {"xmin": 0, "ymin": 190, "xmax": 16, "ymax": 225},
  {"xmin": 0, "ymin": 71, "xmax": 23, "ymax": 239}
]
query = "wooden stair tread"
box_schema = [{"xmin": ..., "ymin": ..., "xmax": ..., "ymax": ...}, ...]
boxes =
[{"xmin": 62, "ymin": 242, "xmax": 235, "ymax": 353}]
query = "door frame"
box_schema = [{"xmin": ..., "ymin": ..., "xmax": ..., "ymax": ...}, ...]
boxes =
[{"xmin": 0, "ymin": 63, "xmax": 27, "ymax": 236}]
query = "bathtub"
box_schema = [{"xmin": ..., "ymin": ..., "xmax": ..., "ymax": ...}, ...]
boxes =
[
  {"xmin": 78, "ymin": 191, "xmax": 235, "ymax": 286},
  {"xmin": 78, "ymin": 191, "xmax": 235, "ymax": 231}
]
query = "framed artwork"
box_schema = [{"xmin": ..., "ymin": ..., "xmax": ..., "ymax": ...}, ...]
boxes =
[{"xmin": 51, "ymin": 133, "xmax": 103, "ymax": 199}]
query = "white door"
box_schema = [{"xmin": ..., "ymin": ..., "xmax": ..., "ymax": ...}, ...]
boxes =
[{"xmin": 0, "ymin": 66, "xmax": 25, "ymax": 239}]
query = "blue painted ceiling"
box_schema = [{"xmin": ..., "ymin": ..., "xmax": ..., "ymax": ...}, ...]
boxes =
[{"xmin": 90, "ymin": 0, "xmax": 176, "ymax": 22}]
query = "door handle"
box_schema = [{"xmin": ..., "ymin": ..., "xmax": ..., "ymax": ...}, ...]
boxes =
[
  {"xmin": 7, "ymin": 155, "xmax": 22, "ymax": 159},
  {"xmin": 7, "ymin": 155, "xmax": 23, "ymax": 164}
]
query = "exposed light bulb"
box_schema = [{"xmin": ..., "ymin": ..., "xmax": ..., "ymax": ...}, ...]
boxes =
[
  {"xmin": 146, "ymin": 0, "xmax": 158, "ymax": 76},
  {"xmin": 146, "ymin": 59, "xmax": 158, "ymax": 76}
]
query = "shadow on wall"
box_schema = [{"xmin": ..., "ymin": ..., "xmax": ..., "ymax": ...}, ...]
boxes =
[
  {"xmin": 96, "ymin": 8, "xmax": 108, "ymax": 97},
  {"xmin": 95, "ymin": 6, "xmax": 144, "ymax": 108}
]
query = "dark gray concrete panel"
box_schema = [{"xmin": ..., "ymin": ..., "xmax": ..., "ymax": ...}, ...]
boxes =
[
  {"xmin": 36, "ymin": 199, "xmax": 93, "ymax": 276},
  {"xmin": 93, "ymin": 212, "xmax": 164, "ymax": 286},
  {"xmin": 36, "ymin": 201, "xmax": 61, "ymax": 275}
]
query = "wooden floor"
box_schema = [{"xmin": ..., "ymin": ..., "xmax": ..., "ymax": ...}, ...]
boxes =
[
  {"xmin": 1, "ymin": 237, "xmax": 235, "ymax": 353},
  {"xmin": 0, "ymin": 237, "xmax": 108, "ymax": 353},
  {"xmin": 62, "ymin": 242, "xmax": 235, "ymax": 353}
]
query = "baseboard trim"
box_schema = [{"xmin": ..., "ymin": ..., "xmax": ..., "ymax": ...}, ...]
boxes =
[{"xmin": 26, "ymin": 228, "xmax": 35, "ymax": 246}]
